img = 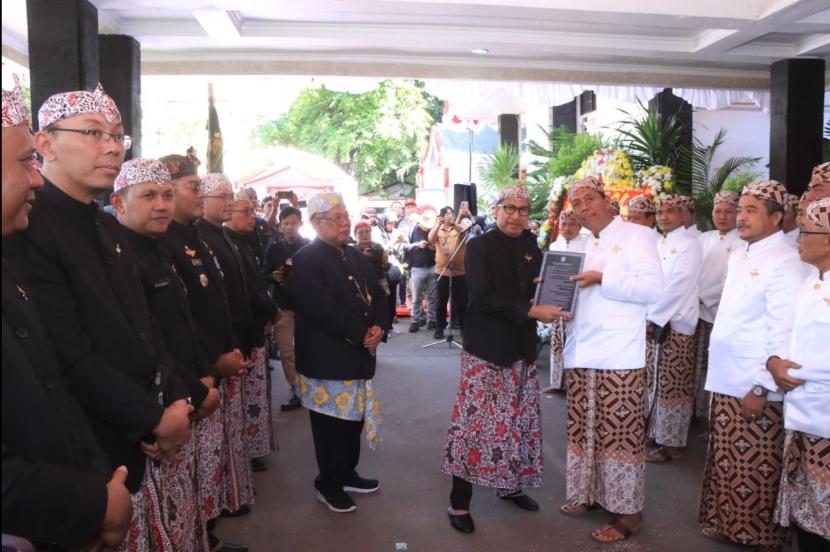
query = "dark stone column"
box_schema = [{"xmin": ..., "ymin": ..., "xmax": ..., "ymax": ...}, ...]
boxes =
[
  {"xmin": 550, "ymin": 99, "xmax": 577, "ymax": 133},
  {"xmin": 26, "ymin": 0, "xmax": 99, "ymax": 129},
  {"xmin": 99, "ymin": 35, "xmax": 142, "ymax": 158},
  {"xmin": 498, "ymin": 113, "xmax": 520, "ymax": 150},
  {"xmin": 769, "ymin": 58, "xmax": 825, "ymax": 195},
  {"xmin": 649, "ymin": 88, "xmax": 692, "ymax": 188}
]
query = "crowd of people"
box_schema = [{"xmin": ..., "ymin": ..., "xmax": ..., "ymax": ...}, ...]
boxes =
[{"xmin": 2, "ymin": 77, "xmax": 828, "ymax": 552}]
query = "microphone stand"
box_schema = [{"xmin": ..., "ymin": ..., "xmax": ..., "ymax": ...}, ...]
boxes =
[{"xmin": 423, "ymin": 225, "xmax": 473, "ymax": 350}]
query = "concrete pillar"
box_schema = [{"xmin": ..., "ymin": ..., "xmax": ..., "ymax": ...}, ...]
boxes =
[
  {"xmin": 498, "ymin": 113, "xmax": 520, "ymax": 150},
  {"xmin": 649, "ymin": 88, "xmax": 692, "ymax": 189},
  {"xmin": 26, "ymin": 0, "xmax": 99, "ymax": 129},
  {"xmin": 550, "ymin": 91, "xmax": 596, "ymax": 133},
  {"xmin": 769, "ymin": 58, "xmax": 825, "ymax": 195},
  {"xmin": 99, "ymin": 35, "xmax": 142, "ymax": 158}
]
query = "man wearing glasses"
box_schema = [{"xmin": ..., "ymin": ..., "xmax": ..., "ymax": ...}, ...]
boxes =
[{"xmin": 284, "ymin": 192, "xmax": 388, "ymax": 514}]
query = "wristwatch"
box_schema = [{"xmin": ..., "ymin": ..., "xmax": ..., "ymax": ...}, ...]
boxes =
[{"xmin": 752, "ymin": 385, "xmax": 768, "ymax": 397}]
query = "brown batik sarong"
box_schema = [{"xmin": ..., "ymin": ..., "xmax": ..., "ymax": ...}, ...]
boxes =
[
  {"xmin": 774, "ymin": 431, "xmax": 830, "ymax": 539},
  {"xmin": 548, "ymin": 318, "xmax": 565, "ymax": 390},
  {"xmin": 693, "ymin": 319, "xmax": 713, "ymax": 419},
  {"xmin": 115, "ymin": 460, "xmax": 174, "ymax": 552},
  {"xmin": 698, "ymin": 393, "xmax": 789, "ymax": 547},
  {"xmin": 566, "ymin": 367, "xmax": 646, "ymax": 514},
  {"xmin": 243, "ymin": 346, "xmax": 277, "ymax": 459},
  {"xmin": 222, "ymin": 376, "xmax": 255, "ymax": 512},
  {"xmin": 646, "ymin": 329, "xmax": 696, "ymax": 447}
]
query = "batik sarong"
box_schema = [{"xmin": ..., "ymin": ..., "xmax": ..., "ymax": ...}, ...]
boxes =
[
  {"xmin": 159, "ymin": 437, "xmax": 209, "ymax": 552},
  {"xmin": 221, "ymin": 376, "xmax": 255, "ymax": 512},
  {"xmin": 693, "ymin": 319, "xmax": 713, "ymax": 419},
  {"xmin": 442, "ymin": 351, "xmax": 543, "ymax": 494},
  {"xmin": 115, "ymin": 460, "xmax": 174, "ymax": 552},
  {"xmin": 243, "ymin": 347, "xmax": 276, "ymax": 458},
  {"xmin": 698, "ymin": 393, "xmax": 789, "ymax": 547},
  {"xmin": 774, "ymin": 431, "xmax": 830, "ymax": 539},
  {"xmin": 195, "ymin": 403, "xmax": 226, "ymax": 521},
  {"xmin": 646, "ymin": 329, "xmax": 696, "ymax": 447},
  {"xmin": 565, "ymin": 367, "xmax": 645, "ymax": 514},
  {"xmin": 548, "ymin": 318, "xmax": 566, "ymax": 390},
  {"xmin": 298, "ymin": 375, "xmax": 380, "ymax": 449}
]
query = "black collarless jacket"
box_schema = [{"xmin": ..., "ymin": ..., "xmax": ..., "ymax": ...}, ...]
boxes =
[
  {"xmin": 2, "ymin": 261, "xmax": 110, "ymax": 549},
  {"xmin": 225, "ymin": 228, "xmax": 277, "ymax": 349},
  {"xmin": 7, "ymin": 180, "xmax": 187, "ymax": 492},
  {"xmin": 160, "ymin": 220, "xmax": 235, "ymax": 365},
  {"xmin": 285, "ymin": 238, "xmax": 389, "ymax": 381},
  {"xmin": 121, "ymin": 226, "xmax": 211, "ymax": 408},
  {"xmin": 462, "ymin": 228, "xmax": 542, "ymax": 366},
  {"xmin": 262, "ymin": 236, "xmax": 311, "ymax": 309}
]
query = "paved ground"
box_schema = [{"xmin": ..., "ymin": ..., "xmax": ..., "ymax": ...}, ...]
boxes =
[{"xmin": 214, "ymin": 325, "xmax": 791, "ymax": 552}]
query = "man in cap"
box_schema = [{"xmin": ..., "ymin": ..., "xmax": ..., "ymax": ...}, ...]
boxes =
[
  {"xmin": 10, "ymin": 83, "xmax": 193, "ymax": 549},
  {"xmin": 195, "ymin": 173, "xmax": 256, "ymax": 517},
  {"xmin": 159, "ymin": 155, "xmax": 250, "ymax": 552},
  {"xmin": 442, "ymin": 183, "xmax": 567, "ymax": 534},
  {"xmin": 543, "ymin": 209, "xmax": 588, "ymax": 394},
  {"xmin": 111, "ymin": 158, "xmax": 224, "ymax": 550},
  {"xmin": 679, "ymin": 195, "xmax": 701, "ymax": 237},
  {"xmin": 768, "ymin": 197, "xmax": 830, "ymax": 550},
  {"xmin": 807, "ymin": 162, "xmax": 830, "ymax": 200},
  {"xmin": 1, "ymin": 76, "xmax": 131, "ymax": 550},
  {"xmin": 644, "ymin": 195, "xmax": 702, "ymax": 463},
  {"xmin": 699, "ymin": 180, "xmax": 804, "ymax": 550},
  {"xmin": 401, "ymin": 209, "xmax": 438, "ymax": 332},
  {"xmin": 608, "ymin": 198, "xmax": 621, "ymax": 217},
  {"xmin": 625, "ymin": 195, "xmax": 657, "ymax": 233},
  {"xmin": 694, "ymin": 191, "xmax": 743, "ymax": 423},
  {"xmin": 560, "ymin": 177, "xmax": 663, "ymax": 543},
  {"xmin": 262, "ymin": 205, "xmax": 311, "ymax": 411},
  {"xmin": 224, "ymin": 193, "xmax": 279, "ymax": 471},
  {"xmin": 284, "ymin": 192, "xmax": 389, "ymax": 513}
]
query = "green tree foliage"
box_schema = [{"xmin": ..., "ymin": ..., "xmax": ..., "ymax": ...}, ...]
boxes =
[
  {"xmin": 526, "ymin": 125, "xmax": 603, "ymax": 219},
  {"xmin": 250, "ymin": 80, "xmax": 440, "ymax": 195}
]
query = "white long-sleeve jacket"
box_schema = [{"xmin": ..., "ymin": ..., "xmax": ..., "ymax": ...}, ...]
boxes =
[
  {"xmin": 697, "ymin": 229, "xmax": 745, "ymax": 324},
  {"xmin": 647, "ymin": 226, "xmax": 702, "ymax": 336}
]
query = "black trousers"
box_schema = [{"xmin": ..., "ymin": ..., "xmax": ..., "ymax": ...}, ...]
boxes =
[
  {"xmin": 387, "ymin": 266, "xmax": 401, "ymax": 328},
  {"xmin": 794, "ymin": 525, "xmax": 830, "ymax": 552},
  {"xmin": 435, "ymin": 274, "xmax": 467, "ymax": 331},
  {"xmin": 450, "ymin": 476, "xmax": 473, "ymax": 510},
  {"xmin": 309, "ymin": 410, "xmax": 364, "ymax": 496}
]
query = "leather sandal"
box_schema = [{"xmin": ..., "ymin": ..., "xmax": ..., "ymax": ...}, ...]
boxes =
[
  {"xmin": 560, "ymin": 503, "xmax": 602, "ymax": 516},
  {"xmin": 591, "ymin": 517, "xmax": 640, "ymax": 543}
]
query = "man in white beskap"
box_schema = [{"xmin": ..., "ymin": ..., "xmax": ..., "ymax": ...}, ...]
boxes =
[{"xmin": 699, "ymin": 180, "xmax": 803, "ymax": 551}]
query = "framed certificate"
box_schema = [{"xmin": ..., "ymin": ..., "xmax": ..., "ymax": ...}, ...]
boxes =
[{"xmin": 533, "ymin": 251, "xmax": 585, "ymax": 314}]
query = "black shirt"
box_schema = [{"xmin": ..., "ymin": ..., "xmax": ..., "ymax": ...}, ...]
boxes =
[
  {"xmin": 225, "ymin": 228, "xmax": 277, "ymax": 350},
  {"xmin": 402, "ymin": 226, "xmax": 436, "ymax": 268},
  {"xmin": 262, "ymin": 236, "xmax": 310, "ymax": 309},
  {"xmin": 462, "ymin": 227, "xmax": 542, "ymax": 366},
  {"xmin": 7, "ymin": 179, "xmax": 187, "ymax": 492},
  {"xmin": 2, "ymin": 261, "xmax": 110, "ymax": 549},
  {"xmin": 285, "ymin": 238, "xmax": 389, "ymax": 380},
  {"xmin": 160, "ymin": 220, "xmax": 235, "ymax": 365},
  {"xmin": 121, "ymin": 226, "xmax": 211, "ymax": 408},
  {"xmin": 196, "ymin": 219, "xmax": 253, "ymax": 355}
]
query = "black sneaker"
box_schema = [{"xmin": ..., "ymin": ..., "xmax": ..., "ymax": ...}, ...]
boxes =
[
  {"xmin": 280, "ymin": 394, "xmax": 302, "ymax": 412},
  {"xmin": 433, "ymin": 329, "xmax": 444, "ymax": 339},
  {"xmin": 316, "ymin": 490, "xmax": 357, "ymax": 513},
  {"xmin": 343, "ymin": 475, "xmax": 380, "ymax": 494},
  {"xmin": 418, "ymin": 319, "xmax": 427, "ymax": 327},
  {"xmin": 409, "ymin": 323, "xmax": 420, "ymax": 333},
  {"xmin": 426, "ymin": 321, "xmax": 436, "ymax": 330},
  {"xmin": 251, "ymin": 458, "xmax": 268, "ymax": 472}
]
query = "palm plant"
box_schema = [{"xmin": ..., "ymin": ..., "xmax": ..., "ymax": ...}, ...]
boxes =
[
  {"xmin": 479, "ymin": 143, "xmax": 520, "ymax": 207},
  {"xmin": 614, "ymin": 100, "xmax": 687, "ymax": 177},
  {"xmin": 688, "ymin": 128, "xmax": 760, "ymax": 229}
]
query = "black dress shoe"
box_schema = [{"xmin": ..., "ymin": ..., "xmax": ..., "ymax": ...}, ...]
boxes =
[
  {"xmin": 500, "ymin": 493, "xmax": 539, "ymax": 511},
  {"xmin": 208, "ymin": 532, "xmax": 248, "ymax": 552},
  {"xmin": 280, "ymin": 394, "xmax": 302, "ymax": 412},
  {"xmin": 426, "ymin": 321, "xmax": 436, "ymax": 330},
  {"xmin": 220, "ymin": 504, "xmax": 251, "ymax": 518},
  {"xmin": 433, "ymin": 329, "xmax": 444, "ymax": 339},
  {"xmin": 251, "ymin": 457, "xmax": 268, "ymax": 472},
  {"xmin": 447, "ymin": 507, "xmax": 475, "ymax": 534},
  {"xmin": 418, "ymin": 319, "xmax": 427, "ymax": 327},
  {"xmin": 409, "ymin": 323, "xmax": 420, "ymax": 333}
]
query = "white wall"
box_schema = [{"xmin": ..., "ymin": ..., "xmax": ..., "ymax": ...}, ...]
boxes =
[{"xmin": 693, "ymin": 108, "xmax": 769, "ymax": 179}]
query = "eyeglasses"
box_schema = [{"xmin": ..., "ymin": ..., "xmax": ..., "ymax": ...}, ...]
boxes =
[
  {"xmin": 48, "ymin": 127, "xmax": 132, "ymax": 149},
  {"xmin": 232, "ymin": 208, "xmax": 255, "ymax": 216},
  {"xmin": 316, "ymin": 214, "xmax": 351, "ymax": 225},
  {"xmin": 499, "ymin": 204, "xmax": 530, "ymax": 216},
  {"xmin": 203, "ymin": 193, "xmax": 234, "ymax": 201},
  {"xmin": 175, "ymin": 181, "xmax": 203, "ymax": 192}
]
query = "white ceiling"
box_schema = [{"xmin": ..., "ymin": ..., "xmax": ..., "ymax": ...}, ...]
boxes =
[{"xmin": 3, "ymin": 0, "xmax": 829, "ymax": 88}]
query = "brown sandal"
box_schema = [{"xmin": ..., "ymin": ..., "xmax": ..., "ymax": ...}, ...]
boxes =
[
  {"xmin": 560, "ymin": 502, "xmax": 602, "ymax": 516},
  {"xmin": 645, "ymin": 446, "xmax": 683, "ymax": 463},
  {"xmin": 701, "ymin": 526, "xmax": 731, "ymax": 543},
  {"xmin": 591, "ymin": 517, "xmax": 640, "ymax": 543}
]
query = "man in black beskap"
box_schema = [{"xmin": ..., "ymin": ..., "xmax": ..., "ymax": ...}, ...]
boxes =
[
  {"xmin": 285, "ymin": 192, "xmax": 388, "ymax": 514},
  {"xmin": 159, "ymin": 155, "xmax": 250, "ymax": 552},
  {"xmin": 1, "ymin": 76, "xmax": 131, "ymax": 551},
  {"xmin": 9, "ymin": 85, "xmax": 193, "ymax": 547},
  {"xmin": 262, "ymin": 205, "xmax": 311, "ymax": 410}
]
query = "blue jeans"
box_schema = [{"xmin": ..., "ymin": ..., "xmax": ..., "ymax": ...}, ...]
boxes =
[{"xmin": 410, "ymin": 267, "xmax": 437, "ymax": 324}]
